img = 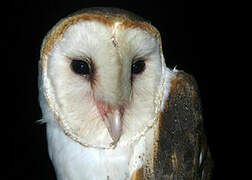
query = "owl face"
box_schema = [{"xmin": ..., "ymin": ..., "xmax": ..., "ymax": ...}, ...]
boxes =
[{"xmin": 40, "ymin": 10, "xmax": 167, "ymax": 148}]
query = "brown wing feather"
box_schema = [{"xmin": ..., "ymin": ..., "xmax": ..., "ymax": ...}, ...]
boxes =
[
  {"xmin": 131, "ymin": 167, "xmax": 144, "ymax": 180},
  {"xmin": 154, "ymin": 71, "xmax": 212, "ymax": 179}
]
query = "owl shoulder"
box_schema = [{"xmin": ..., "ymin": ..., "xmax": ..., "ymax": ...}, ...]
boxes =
[{"xmin": 153, "ymin": 71, "xmax": 213, "ymax": 179}]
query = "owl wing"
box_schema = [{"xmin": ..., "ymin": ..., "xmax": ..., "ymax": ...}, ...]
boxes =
[{"xmin": 154, "ymin": 71, "xmax": 212, "ymax": 179}]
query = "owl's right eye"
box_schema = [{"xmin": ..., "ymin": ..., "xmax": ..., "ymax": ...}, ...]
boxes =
[{"xmin": 70, "ymin": 60, "xmax": 90, "ymax": 75}]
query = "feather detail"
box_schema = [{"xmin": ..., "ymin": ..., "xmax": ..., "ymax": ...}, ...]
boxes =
[
  {"xmin": 130, "ymin": 167, "xmax": 144, "ymax": 180},
  {"xmin": 36, "ymin": 119, "xmax": 46, "ymax": 124}
]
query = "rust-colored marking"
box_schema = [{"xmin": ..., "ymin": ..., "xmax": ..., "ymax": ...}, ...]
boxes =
[
  {"xmin": 41, "ymin": 12, "xmax": 160, "ymax": 60},
  {"xmin": 170, "ymin": 76, "xmax": 185, "ymax": 93},
  {"xmin": 41, "ymin": 13, "xmax": 113, "ymax": 59},
  {"xmin": 170, "ymin": 73, "xmax": 197, "ymax": 98},
  {"xmin": 130, "ymin": 166, "xmax": 144, "ymax": 180}
]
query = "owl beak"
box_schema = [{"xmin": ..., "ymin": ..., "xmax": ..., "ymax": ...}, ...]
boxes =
[{"xmin": 96, "ymin": 102, "xmax": 124, "ymax": 143}]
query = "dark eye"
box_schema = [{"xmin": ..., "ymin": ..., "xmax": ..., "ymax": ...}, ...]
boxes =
[
  {"xmin": 70, "ymin": 60, "xmax": 90, "ymax": 75},
  {"xmin": 132, "ymin": 60, "xmax": 145, "ymax": 74}
]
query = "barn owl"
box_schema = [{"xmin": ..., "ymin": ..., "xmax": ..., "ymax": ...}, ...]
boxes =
[{"xmin": 39, "ymin": 7, "xmax": 212, "ymax": 180}]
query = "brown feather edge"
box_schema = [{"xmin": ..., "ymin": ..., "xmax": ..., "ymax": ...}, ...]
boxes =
[{"xmin": 130, "ymin": 166, "xmax": 144, "ymax": 180}]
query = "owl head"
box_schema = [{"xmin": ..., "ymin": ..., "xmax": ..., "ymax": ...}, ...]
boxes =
[{"xmin": 39, "ymin": 7, "xmax": 171, "ymax": 149}]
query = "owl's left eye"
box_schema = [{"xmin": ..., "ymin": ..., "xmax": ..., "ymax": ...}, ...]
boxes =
[
  {"xmin": 132, "ymin": 60, "xmax": 145, "ymax": 75},
  {"xmin": 70, "ymin": 60, "xmax": 90, "ymax": 75}
]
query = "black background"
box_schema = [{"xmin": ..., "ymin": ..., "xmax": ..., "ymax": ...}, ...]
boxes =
[{"xmin": 7, "ymin": 0, "xmax": 232, "ymax": 179}]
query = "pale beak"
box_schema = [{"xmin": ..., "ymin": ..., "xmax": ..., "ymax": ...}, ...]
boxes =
[{"xmin": 96, "ymin": 102, "xmax": 124, "ymax": 142}]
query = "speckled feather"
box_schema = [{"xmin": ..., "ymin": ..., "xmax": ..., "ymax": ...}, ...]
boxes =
[{"xmin": 153, "ymin": 71, "xmax": 212, "ymax": 179}]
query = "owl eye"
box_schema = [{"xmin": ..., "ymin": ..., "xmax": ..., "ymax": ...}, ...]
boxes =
[
  {"xmin": 71, "ymin": 59, "xmax": 90, "ymax": 75},
  {"xmin": 132, "ymin": 60, "xmax": 145, "ymax": 74}
]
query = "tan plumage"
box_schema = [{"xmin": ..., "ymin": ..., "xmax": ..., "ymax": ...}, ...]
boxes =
[{"xmin": 39, "ymin": 7, "xmax": 212, "ymax": 180}]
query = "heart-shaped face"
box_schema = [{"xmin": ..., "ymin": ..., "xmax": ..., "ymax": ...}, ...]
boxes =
[{"xmin": 39, "ymin": 8, "xmax": 169, "ymax": 148}]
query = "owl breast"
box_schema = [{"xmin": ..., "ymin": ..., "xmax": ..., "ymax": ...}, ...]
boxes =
[{"xmin": 46, "ymin": 121, "xmax": 156, "ymax": 180}]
